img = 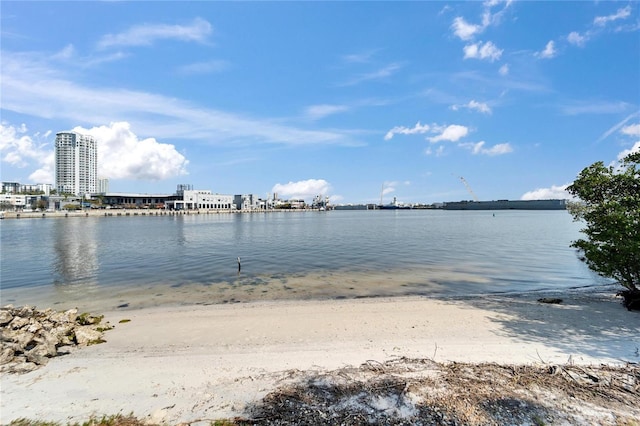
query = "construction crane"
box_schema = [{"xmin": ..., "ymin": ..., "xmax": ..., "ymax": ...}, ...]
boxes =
[{"xmin": 459, "ymin": 176, "xmax": 479, "ymax": 201}]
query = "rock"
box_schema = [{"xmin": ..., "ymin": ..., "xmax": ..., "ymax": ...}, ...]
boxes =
[
  {"xmin": 0, "ymin": 347, "xmax": 15, "ymax": 365},
  {"xmin": 17, "ymin": 306, "xmax": 35, "ymax": 318},
  {"xmin": 49, "ymin": 308, "xmax": 78, "ymax": 325},
  {"xmin": 26, "ymin": 321, "xmax": 43, "ymax": 334},
  {"xmin": 74, "ymin": 326, "xmax": 103, "ymax": 345},
  {"xmin": 8, "ymin": 316, "xmax": 29, "ymax": 330},
  {"xmin": 0, "ymin": 310, "xmax": 13, "ymax": 326},
  {"xmin": 0, "ymin": 306, "xmax": 110, "ymax": 374},
  {"xmin": 6, "ymin": 360, "xmax": 40, "ymax": 374},
  {"xmin": 25, "ymin": 350, "xmax": 49, "ymax": 366},
  {"xmin": 537, "ymin": 298, "xmax": 562, "ymax": 304}
]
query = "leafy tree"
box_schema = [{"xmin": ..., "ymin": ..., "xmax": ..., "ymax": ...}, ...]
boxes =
[
  {"xmin": 567, "ymin": 152, "xmax": 640, "ymax": 309},
  {"xmin": 35, "ymin": 199, "xmax": 48, "ymax": 211}
]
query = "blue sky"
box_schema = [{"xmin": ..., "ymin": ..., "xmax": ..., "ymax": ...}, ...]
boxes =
[{"xmin": 1, "ymin": 1, "xmax": 639, "ymax": 204}]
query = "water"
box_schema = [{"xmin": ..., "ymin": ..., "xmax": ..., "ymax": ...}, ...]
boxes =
[{"xmin": 0, "ymin": 210, "xmax": 604, "ymax": 311}]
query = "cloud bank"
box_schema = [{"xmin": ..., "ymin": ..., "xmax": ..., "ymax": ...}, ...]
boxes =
[
  {"xmin": 272, "ymin": 179, "xmax": 331, "ymax": 201},
  {"xmin": 521, "ymin": 184, "xmax": 572, "ymax": 200},
  {"xmin": 74, "ymin": 122, "xmax": 189, "ymax": 181},
  {"xmin": 98, "ymin": 18, "xmax": 212, "ymax": 49},
  {"xmin": 0, "ymin": 121, "xmax": 189, "ymax": 184}
]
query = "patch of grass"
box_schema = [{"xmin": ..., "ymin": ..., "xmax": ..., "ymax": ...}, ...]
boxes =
[
  {"xmin": 9, "ymin": 420, "xmax": 61, "ymax": 426},
  {"xmin": 8, "ymin": 416, "xmax": 240, "ymax": 426},
  {"xmin": 532, "ymin": 414, "xmax": 546, "ymax": 426},
  {"xmin": 77, "ymin": 313, "xmax": 104, "ymax": 326}
]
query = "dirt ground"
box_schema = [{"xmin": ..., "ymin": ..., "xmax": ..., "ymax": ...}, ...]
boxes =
[{"xmin": 234, "ymin": 357, "xmax": 639, "ymax": 426}]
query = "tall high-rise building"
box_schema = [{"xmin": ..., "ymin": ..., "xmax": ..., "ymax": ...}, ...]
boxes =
[{"xmin": 55, "ymin": 132, "xmax": 97, "ymax": 196}]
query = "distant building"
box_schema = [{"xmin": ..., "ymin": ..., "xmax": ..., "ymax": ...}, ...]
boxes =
[
  {"xmin": 1, "ymin": 182, "xmax": 20, "ymax": 194},
  {"xmin": 1, "ymin": 182, "xmax": 52, "ymax": 195},
  {"xmin": 165, "ymin": 188, "xmax": 234, "ymax": 210},
  {"xmin": 234, "ymin": 194, "xmax": 261, "ymax": 210},
  {"xmin": 55, "ymin": 131, "xmax": 97, "ymax": 196},
  {"xmin": 0, "ymin": 194, "xmax": 26, "ymax": 210},
  {"xmin": 101, "ymin": 193, "xmax": 171, "ymax": 208},
  {"xmin": 97, "ymin": 178, "xmax": 109, "ymax": 194}
]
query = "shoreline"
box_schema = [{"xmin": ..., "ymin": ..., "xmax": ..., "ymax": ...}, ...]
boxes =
[
  {"xmin": 0, "ymin": 208, "xmax": 323, "ymax": 220},
  {"xmin": 2, "ymin": 289, "xmax": 638, "ymax": 424}
]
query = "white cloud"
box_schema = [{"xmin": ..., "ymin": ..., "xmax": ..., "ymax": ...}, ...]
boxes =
[
  {"xmin": 616, "ymin": 122, "xmax": 640, "ymax": 161},
  {"xmin": 596, "ymin": 111, "xmax": 640, "ymax": 142},
  {"xmin": 567, "ymin": 31, "xmax": 587, "ymax": 47},
  {"xmin": 460, "ymin": 141, "xmax": 513, "ymax": 156},
  {"xmin": 483, "ymin": 142, "xmax": 513, "ymax": 155},
  {"xmin": 594, "ymin": 6, "xmax": 632, "ymax": 27},
  {"xmin": 562, "ymin": 101, "xmax": 630, "ymax": 116},
  {"xmin": 305, "ymin": 104, "xmax": 349, "ymax": 121},
  {"xmin": 536, "ymin": 41, "xmax": 556, "ymax": 59},
  {"xmin": 97, "ymin": 18, "xmax": 212, "ymax": 49},
  {"xmin": 73, "ymin": 122, "xmax": 189, "ymax": 181},
  {"xmin": 425, "ymin": 145, "xmax": 446, "ymax": 157},
  {"xmin": 341, "ymin": 63, "xmax": 403, "ymax": 86},
  {"xmin": 498, "ymin": 64, "xmax": 509, "ymax": 76},
  {"xmin": 384, "ymin": 122, "xmax": 430, "ymax": 140},
  {"xmin": 0, "ymin": 123, "xmax": 54, "ymax": 182},
  {"xmin": 452, "ymin": 100, "xmax": 492, "ymax": 114},
  {"xmin": 177, "ymin": 60, "xmax": 230, "ymax": 75},
  {"xmin": 451, "ymin": 1, "xmax": 512, "ymax": 41},
  {"xmin": 621, "ymin": 123, "xmax": 640, "ymax": 137},
  {"xmin": 272, "ymin": 179, "xmax": 331, "ymax": 201},
  {"xmin": 463, "ymin": 41, "xmax": 503, "ymax": 61},
  {"xmin": 451, "ymin": 17, "xmax": 482, "ymax": 41},
  {"xmin": 342, "ymin": 50, "xmax": 377, "ymax": 64},
  {"xmin": 428, "ymin": 125, "xmax": 469, "ymax": 143},
  {"xmin": 521, "ymin": 184, "xmax": 572, "ymax": 200},
  {"xmin": 52, "ymin": 44, "xmax": 75, "ymax": 60},
  {"xmin": 1, "ymin": 51, "xmax": 355, "ymax": 147},
  {"xmin": 617, "ymin": 141, "xmax": 640, "ymax": 161},
  {"xmin": 380, "ymin": 180, "xmax": 410, "ymax": 197}
]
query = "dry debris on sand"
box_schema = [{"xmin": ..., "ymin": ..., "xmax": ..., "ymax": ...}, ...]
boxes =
[{"xmin": 237, "ymin": 357, "xmax": 640, "ymax": 426}]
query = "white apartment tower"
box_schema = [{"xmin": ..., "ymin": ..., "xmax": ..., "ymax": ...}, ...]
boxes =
[{"xmin": 55, "ymin": 132, "xmax": 98, "ymax": 196}]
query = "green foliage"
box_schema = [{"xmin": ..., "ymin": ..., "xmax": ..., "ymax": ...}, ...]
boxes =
[
  {"xmin": 567, "ymin": 152, "xmax": 640, "ymax": 292},
  {"xmin": 77, "ymin": 313, "xmax": 104, "ymax": 326},
  {"xmin": 35, "ymin": 199, "xmax": 48, "ymax": 211}
]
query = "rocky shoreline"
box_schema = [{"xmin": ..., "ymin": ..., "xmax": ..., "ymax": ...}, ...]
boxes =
[{"xmin": 0, "ymin": 305, "xmax": 111, "ymax": 374}]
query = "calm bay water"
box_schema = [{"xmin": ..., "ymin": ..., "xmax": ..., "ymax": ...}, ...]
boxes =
[{"xmin": 0, "ymin": 210, "xmax": 605, "ymax": 311}]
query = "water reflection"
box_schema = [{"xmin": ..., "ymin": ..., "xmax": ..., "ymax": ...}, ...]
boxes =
[{"xmin": 52, "ymin": 218, "xmax": 99, "ymax": 287}]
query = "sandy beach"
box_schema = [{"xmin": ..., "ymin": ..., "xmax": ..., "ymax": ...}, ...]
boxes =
[{"xmin": 1, "ymin": 289, "xmax": 639, "ymax": 424}]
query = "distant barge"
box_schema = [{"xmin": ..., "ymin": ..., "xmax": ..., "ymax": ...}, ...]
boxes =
[{"xmin": 443, "ymin": 199, "xmax": 567, "ymax": 210}]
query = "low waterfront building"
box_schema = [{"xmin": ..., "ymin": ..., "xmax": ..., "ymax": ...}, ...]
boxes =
[
  {"xmin": 0, "ymin": 194, "xmax": 26, "ymax": 210},
  {"xmin": 443, "ymin": 199, "xmax": 567, "ymax": 210},
  {"xmin": 165, "ymin": 190, "xmax": 234, "ymax": 210},
  {"xmin": 100, "ymin": 193, "xmax": 171, "ymax": 209},
  {"xmin": 234, "ymin": 194, "xmax": 262, "ymax": 210}
]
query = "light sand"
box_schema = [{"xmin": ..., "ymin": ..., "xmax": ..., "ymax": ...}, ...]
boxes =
[{"xmin": 2, "ymin": 291, "xmax": 639, "ymax": 424}]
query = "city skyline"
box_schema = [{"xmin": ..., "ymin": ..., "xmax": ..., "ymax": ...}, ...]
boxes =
[{"xmin": 1, "ymin": 2, "xmax": 639, "ymax": 204}]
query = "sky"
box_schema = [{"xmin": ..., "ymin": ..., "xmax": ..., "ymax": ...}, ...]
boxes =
[{"xmin": 1, "ymin": 1, "xmax": 639, "ymax": 205}]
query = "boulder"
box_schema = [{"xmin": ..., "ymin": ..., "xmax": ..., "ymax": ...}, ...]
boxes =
[
  {"xmin": 0, "ymin": 347, "xmax": 15, "ymax": 365},
  {"xmin": 0, "ymin": 306, "xmax": 110, "ymax": 374},
  {"xmin": 74, "ymin": 326, "xmax": 103, "ymax": 345},
  {"xmin": 0, "ymin": 310, "xmax": 13, "ymax": 326},
  {"xmin": 8, "ymin": 316, "xmax": 29, "ymax": 330}
]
